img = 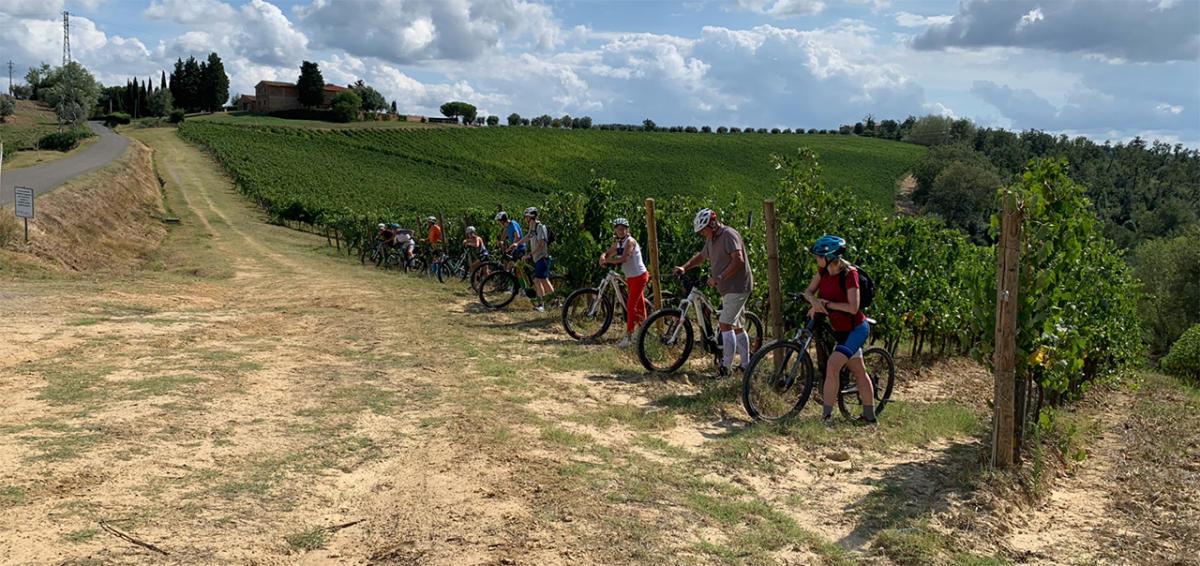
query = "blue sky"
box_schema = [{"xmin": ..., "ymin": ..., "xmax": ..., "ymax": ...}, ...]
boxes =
[{"xmin": 2, "ymin": 0, "xmax": 1197, "ymax": 146}]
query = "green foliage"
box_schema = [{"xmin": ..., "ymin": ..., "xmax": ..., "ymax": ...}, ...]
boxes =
[
  {"xmin": 486, "ymin": 115, "xmax": 499, "ymax": 127},
  {"xmin": 41, "ymin": 62, "xmax": 101, "ymax": 127},
  {"xmin": 103, "ymin": 112, "xmax": 131, "ymax": 128},
  {"xmin": 296, "ymin": 61, "xmax": 325, "ymax": 108},
  {"xmin": 982, "ymin": 159, "xmax": 1143, "ymax": 400},
  {"xmin": 350, "ymin": 80, "xmax": 386, "ymax": 113},
  {"xmin": 331, "ymin": 91, "xmax": 361, "ymax": 123},
  {"xmin": 202, "ymin": 53, "xmax": 230, "ymax": 112},
  {"xmin": 439, "ymin": 101, "xmax": 477, "ymax": 123},
  {"xmin": 147, "ymin": 85, "xmax": 174, "ymax": 117},
  {"xmin": 169, "ymin": 109, "xmax": 186, "ymax": 124},
  {"xmin": 0, "ymin": 95, "xmax": 13, "ymax": 122},
  {"xmin": 926, "ymin": 161, "xmax": 1001, "ymax": 242},
  {"xmin": 912, "ymin": 143, "xmax": 996, "ymax": 203},
  {"xmin": 1162, "ymin": 325, "xmax": 1200, "ymax": 382},
  {"xmin": 38, "ymin": 129, "xmax": 91, "ymax": 152},
  {"xmin": 1132, "ymin": 226, "xmax": 1200, "ymax": 353}
]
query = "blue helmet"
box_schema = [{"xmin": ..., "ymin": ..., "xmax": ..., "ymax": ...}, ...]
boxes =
[{"xmin": 811, "ymin": 235, "xmax": 846, "ymax": 259}]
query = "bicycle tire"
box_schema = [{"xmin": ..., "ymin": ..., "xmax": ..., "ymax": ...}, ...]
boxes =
[
  {"xmin": 744, "ymin": 312, "xmax": 765, "ymax": 354},
  {"xmin": 561, "ymin": 288, "xmax": 614, "ymax": 341},
  {"xmin": 837, "ymin": 346, "xmax": 895, "ymax": 419},
  {"xmin": 742, "ymin": 340, "xmax": 815, "ymax": 421},
  {"xmin": 479, "ymin": 270, "xmax": 519, "ymax": 309},
  {"xmin": 637, "ymin": 309, "xmax": 694, "ymax": 373},
  {"xmin": 470, "ymin": 261, "xmax": 503, "ymax": 292}
]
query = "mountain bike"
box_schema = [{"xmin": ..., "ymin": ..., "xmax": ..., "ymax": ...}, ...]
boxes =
[
  {"xmin": 477, "ymin": 256, "xmax": 564, "ymax": 310},
  {"xmin": 469, "ymin": 249, "xmax": 508, "ymax": 292},
  {"xmin": 437, "ymin": 247, "xmax": 482, "ymax": 284},
  {"xmin": 741, "ymin": 292, "xmax": 894, "ymax": 422},
  {"xmin": 360, "ymin": 236, "xmax": 387, "ymax": 266},
  {"xmin": 636, "ymin": 274, "xmax": 764, "ymax": 374},
  {"xmin": 561, "ymin": 271, "xmax": 674, "ymax": 341}
]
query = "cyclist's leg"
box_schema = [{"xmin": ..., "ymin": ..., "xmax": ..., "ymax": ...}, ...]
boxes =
[
  {"xmin": 840, "ymin": 322, "xmax": 874, "ymax": 415},
  {"xmin": 626, "ymin": 272, "xmax": 649, "ymax": 334},
  {"xmin": 718, "ymin": 292, "xmax": 750, "ymax": 370}
]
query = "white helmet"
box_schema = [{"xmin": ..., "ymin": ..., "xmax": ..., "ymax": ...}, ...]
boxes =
[
  {"xmin": 466, "ymin": 226, "xmax": 476, "ymax": 234},
  {"xmin": 495, "ymin": 211, "xmax": 508, "ymax": 221},
  {"xmin": 693, "ymin": 208, "xmax": 715, "ymax": 233},
  {"xmin": 427, "ymin": 216, "xmax": 437, "ymax": 224},
  {"xmin": 612, "ymin": 217, "xmax": 629, "ymax": 227},
  {"xmin": 523, "ymin": 206, "xmax": 538, "ymax": 217},
  {"xmin": 377, "ymin": 223, "xmax": 386, "ymax": 230}
]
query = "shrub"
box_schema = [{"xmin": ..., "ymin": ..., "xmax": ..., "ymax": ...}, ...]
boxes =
[
  {"xmin": 925, "ymin": 161, "xmax": 1002, "ymax": 242},
  {"xmin": 1133, "ymin": 225, "xmax": 1200, "ymax": 354},
  {"xmin": 331, "ymin": 91, "xmax": 362, "ymax": 123},
  {"xmin": 1162, "ymin": 325, "xmax": 1200, "ymax": 382},
  {"xmin": 38, "ymin": 130, "xmax": 85, "ymax": 152},
  {"xmin": 103, "ymin": 112, "xmax": 131, "ymax": 128},
  {"xmin": 0, "ymin": 95, "xmax": 14, "ymax": 122},
  {"xmin": 169, "ymin": 109, "xmax": 186, "ymax": 124}
]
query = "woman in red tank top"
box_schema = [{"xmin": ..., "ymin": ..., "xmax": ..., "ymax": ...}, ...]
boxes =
[{"xmin": 804, "ymin": 235, "xmax": 876, "ymax": 425}]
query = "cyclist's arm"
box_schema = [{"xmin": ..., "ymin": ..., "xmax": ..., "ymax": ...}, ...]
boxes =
[
  {"xmin": 716, "ymin": 249, "xmax": 745, "ymax": 283},
  {"xmin": 600, "ymin": 241, "xmax": 620, "ymax": 264},
  {"xmin": 678, "ymin": 251, "xmax": 704, "ymax": 271},
  {"xmin": 825, "ymin": 287, "xmax": 860, "ymax": 315}
]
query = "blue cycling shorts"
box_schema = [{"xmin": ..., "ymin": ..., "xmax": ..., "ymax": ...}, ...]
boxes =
[
  {"xmin": 533, "ymin": 258, "xmax": 551, "ymax": 279},
  {"xmin": 832, "ymin": 320, "xmax": 870, "ymax": 358}
]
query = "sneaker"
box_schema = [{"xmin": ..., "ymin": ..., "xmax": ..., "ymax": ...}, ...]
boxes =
[
  {"xmin": 717, "ymin": 365, "xmax": 731, "ymax": 378},
  {"xmin": 822, "ymin": 415, "xmax": 835, "ymax": 428},
  {"xmin": 616, "ymin": 336, "xmax": 632, "ymax": 348},
  {"xmin": 534, "ymin": 305, "xmax": 546, "ymax": 312},
  {"xmin": 856, "ymin": 415, "xmax": 878, "ymax": 426}
]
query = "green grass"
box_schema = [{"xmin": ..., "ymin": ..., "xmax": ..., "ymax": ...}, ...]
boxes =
[
  {"xmin": 0, "ymin": 485, "xmax": 27, "ymax": 508},
  {"xmin": 63, "ymin": 528, "xmax": 100, "ymax": 543},
  {"xmin": 178, "ymin": 121, "xmax": 923, "ymax": 223},
  {"xmin": 284, "ymin": 526, "xmax": 328, "ymax": 551},
  {"xmin": 0, "ymin": 100, "xmax": 61, "ymax": 154}
]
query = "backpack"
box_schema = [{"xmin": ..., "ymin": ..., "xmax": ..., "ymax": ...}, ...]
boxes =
[
  {"xmin": 540, "ymin": 223, "xmax": 555, "ymax": 247},
  {"xmin": 839, "ymin": 264, "xmax": 875, "ymax": 311}
]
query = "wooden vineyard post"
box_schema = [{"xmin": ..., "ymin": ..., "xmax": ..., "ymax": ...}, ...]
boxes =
[
  {"xmin": 991, "ymin": 198, "xmax": 1021, "ymax": 469},
  {"xmin": 645, "ymin": 198, "xmax": 663, "ymax": 311},
  {"xmin": 763, "ymin": 200, "xmax": 784, "ymax": 367}
]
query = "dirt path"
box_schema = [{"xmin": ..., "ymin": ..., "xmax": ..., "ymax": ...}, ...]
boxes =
[{"xmin": 6, "ymin": 127, "xmax": 1174, "ymax": 565}]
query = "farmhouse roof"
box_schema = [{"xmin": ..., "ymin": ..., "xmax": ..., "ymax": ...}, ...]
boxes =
[{"xmin": 255, "ymin": 80, "xmax": 350, "ymax": 93}]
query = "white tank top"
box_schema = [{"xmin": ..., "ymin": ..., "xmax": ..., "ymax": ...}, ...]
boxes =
[{"xmin": 617, "ymin": 236, "xmax": 647, "ymax": 278}]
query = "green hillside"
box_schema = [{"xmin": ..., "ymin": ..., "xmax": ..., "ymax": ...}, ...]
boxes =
[{"xmin": 178, "ymin": 122, "xmax": 924, "ymax": 222}]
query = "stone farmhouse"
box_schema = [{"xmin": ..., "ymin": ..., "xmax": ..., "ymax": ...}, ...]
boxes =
[{"xmin": 251, "ymin": 81, "xmax": 349, "ymax": 113}]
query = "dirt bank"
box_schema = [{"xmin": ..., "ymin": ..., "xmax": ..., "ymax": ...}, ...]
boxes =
[{"xmin": 1, "ymin": 140, "xmax": 165, "ymax": 272}]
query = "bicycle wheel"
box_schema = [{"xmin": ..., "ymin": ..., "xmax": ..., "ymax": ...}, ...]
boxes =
[
  {"xmin": 478, "ymin": 270, "xmax": 519, "ymax": 309},
  {"xmin": 837, "ymin": 346, "xmax": 896, "ymax": 419},
  {"xmin": 743, "ymin": 312, "xmax": 765, "ymax": 354},
  {"xmin": 561, "ymin": 288, "xmax": 614, "ymax": 341},
  {"xmin": 742, "ymin": 341, "xmax": 815, "ymax": 421},
  {"xmin": 470, "ymin": 261, "xmax": 502, "ymax": 292},
  {"xmin": 637, "ymin": 309, "xmax": 694, "ymax": 373}
]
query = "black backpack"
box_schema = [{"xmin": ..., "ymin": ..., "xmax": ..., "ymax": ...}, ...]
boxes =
[
  {"xmin": 840, "ymin": 264, "xmax": 876, "ymax": 311},
  {"xmin": 541, "ymin": 223, "xmax": 555, "ymax": 247}
]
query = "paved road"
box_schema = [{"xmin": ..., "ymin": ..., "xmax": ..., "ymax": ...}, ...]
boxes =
[{"xmin": 0, "ymin": 121, "xmax": 130, "ymax": 207}]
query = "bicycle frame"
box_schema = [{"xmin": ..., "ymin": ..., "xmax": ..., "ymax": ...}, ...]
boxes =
[
  {"xmin": 587, "ymin": 272, "xmax": 630, "ymax": 318},
  {"xmin": 664, "ymin": 285, "xmax": 719, "ymax": 347}
]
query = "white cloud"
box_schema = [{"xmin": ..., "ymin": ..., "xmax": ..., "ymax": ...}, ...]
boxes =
[
  {"xmin": 295, "ymin": 0, "xmax": 564, "ymax": 65},
  {"xmin": 1015, "ymin": 7, "xmax": 1044, "ymax": 31},
  {"xmin": 1156, "ymin": 103, "xmax": 1183, "ymax": 115},
  {"xmin": 234, "ymin": 0, "xmax": 309, "ymax": 66},
  {"xmin": 732, "ymin": 0, "xmax": 825, "ymax": 18},
  {"xmin": 145, "ymin": 0, "xmax": 236, "ymax": 24},
  {"xmin": 894, "ymin": 12, "xmax": 953, "ymax": 28}
]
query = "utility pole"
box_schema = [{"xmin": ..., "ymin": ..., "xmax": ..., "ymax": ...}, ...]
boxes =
[{"xmin": 6, "ymin": 61, "xmax": 13, "ymax": 97}]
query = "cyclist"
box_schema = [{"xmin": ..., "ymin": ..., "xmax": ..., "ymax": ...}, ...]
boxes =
[
  {"xmin": 496, "ymin": 211, "xmax": 524, "ymax": 257},
  {"xmin": 393, "ymin": 225, "xmax": 416, "ymax": 263},
  {"xmin": 673, "ymin": 208, "xmax": 753, "ymax": 376},
  {"xmin": 426, "ymin": 216, "xmax": 443, "ymax": 248},
  {"xmin": 463, "ymin": 226, "xmax": 487, "ymax": 256},
  {"xmin": 805, "ymin": 235, "xmax": 875, "ymax": 426},
  {"xmin": 599, "ymin": 217, "xmax": 649, "ymax": 347},
  {"xmin": 509, "ymin": 207, "xmax": 554, "ymax": 312}
]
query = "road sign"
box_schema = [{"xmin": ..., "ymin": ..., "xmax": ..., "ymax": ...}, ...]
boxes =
[{"xmin": 14, "ymin": 186, "xmax": 34, "ymax": 219}]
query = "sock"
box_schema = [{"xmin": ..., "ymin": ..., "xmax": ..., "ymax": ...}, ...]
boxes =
[
  {"xmin": 721, "ymin": 330, "xmax": 736, "ymax": 369},
  {"xmin": 822, "ymin": 405, "xmax": 833, "ymax": 419},
  {"xmin": 736, "ymin": 331, "xmax": 750, "ymax": 369},
  {"xmin": 863, "ymin": 405, "xmax": 876, "ymax": 421}
]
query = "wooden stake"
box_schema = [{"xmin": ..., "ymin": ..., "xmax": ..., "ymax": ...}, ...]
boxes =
[
  {"xmin": 764, "ymin": 200, "xmax": 784, "ymax": 368},
  {"xmin": 645, "ymin": 198, "xmax": 663, "ymax": 311},
  {"xmin": 991, "ymin": 197, "xmax": 1021, "ymax": 469}
]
